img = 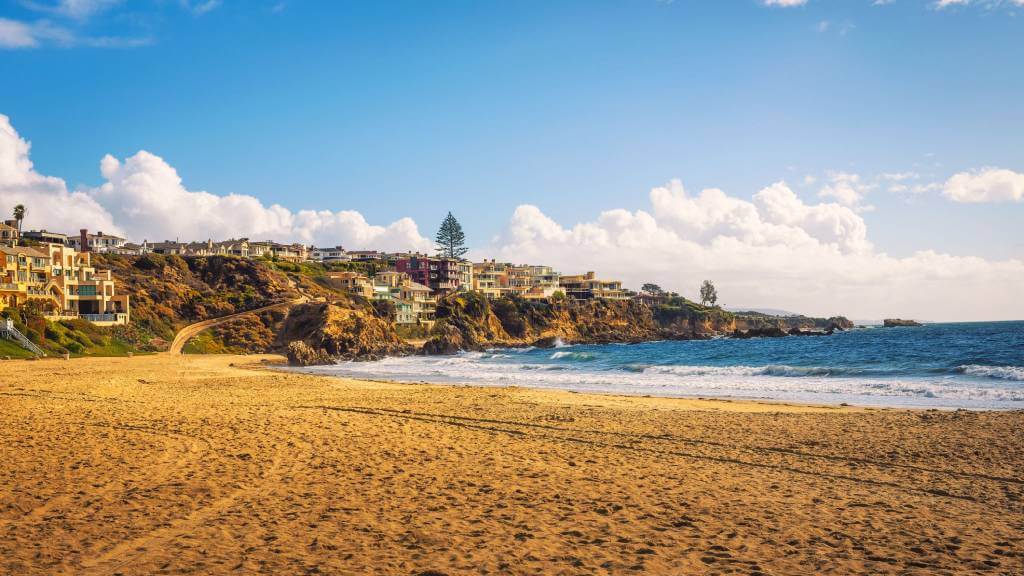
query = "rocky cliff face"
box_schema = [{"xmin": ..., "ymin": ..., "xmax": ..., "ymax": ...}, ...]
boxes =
[
  {"xmin": 419, "ymin": 293, "xmax": 855, "ymax": 356},
  {"xmin": 278, "ymin": 302, "xmax": 414, "ymax": 365},
  {"xmin": 87, "ymin": 254, "xmax": 298, "ymax": 351},
  {"xmin": 421, "ymin": 293, "xmax": 741, "ymax": 354}
]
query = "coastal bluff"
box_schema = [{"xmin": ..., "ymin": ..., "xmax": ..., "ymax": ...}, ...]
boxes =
[{"xmin": 9, "ymin": 253, "xmax": 851, "ymax": 365}]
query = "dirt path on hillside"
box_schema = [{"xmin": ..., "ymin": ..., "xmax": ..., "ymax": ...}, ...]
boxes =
[{"xmin": 167, "ymin": 297, "xmax": 307, "ymax": 354}]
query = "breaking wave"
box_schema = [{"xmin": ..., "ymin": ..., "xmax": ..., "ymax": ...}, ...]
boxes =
[
  {"xmin": 294, "ymin": 321, "xmax": 1024, "ymax": 409},
  {"xmin": 956, "ymin": 365, "xmax": 1024, "ymax": 381}
]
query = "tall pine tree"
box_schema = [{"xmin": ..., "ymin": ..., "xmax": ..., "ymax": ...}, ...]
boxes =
[{"xmin": 435, "ymin": 212, "xmax": 468, "ymax": 259}]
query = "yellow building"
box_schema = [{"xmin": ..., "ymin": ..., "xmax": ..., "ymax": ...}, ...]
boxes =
[
  {"xmin": 0, "ymin": 243, "xmax": 131, "ymax": 325},
  {"xmin": 559, "ymin": 271, "xmax": 629, "ymax": 300},
  {"xmin": 0, "ymin": 220, "xmax": 19, "ymax": 244},
  {"xmin": 324, "ymin": 270, "xmax": 374, "ymax": 298}
]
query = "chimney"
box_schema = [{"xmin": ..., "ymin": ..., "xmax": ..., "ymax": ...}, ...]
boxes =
[{"xmin": 80, "ymin": 229, "xmax": 90, "ymax": 252}]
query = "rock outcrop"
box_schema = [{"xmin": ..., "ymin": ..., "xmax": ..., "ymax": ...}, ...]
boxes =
[
  {"xmin": 286, "ymin": 341, "xmax": 332, "ymax": 366},
  {"xmin": 278, "ymin": 302, "xmax": 414, "ymax": 364},
  {"xmin": 421, "ymin": 293, "xmax": 740, "ymax": 354},
  {"xmin": 883, "ymin": 318, "xmax": 922, "ymax": 327}
]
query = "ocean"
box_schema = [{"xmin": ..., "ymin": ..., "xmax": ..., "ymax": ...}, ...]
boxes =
[{"xmin": 298, "ymin": 321, "xmax": 1024, "ymax": 410}]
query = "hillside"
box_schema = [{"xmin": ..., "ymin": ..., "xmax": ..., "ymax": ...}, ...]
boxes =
[
  {"xmin": 1, "ymin": 254, "xmax": 301, "ymax": 357},
  {"xmin": 1, "ymin": 254, "xmax": 851, "ymax": 361}
]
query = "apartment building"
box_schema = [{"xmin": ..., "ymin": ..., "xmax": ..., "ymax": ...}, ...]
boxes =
[
  {"xmin": 559, "ymin": 271, "xmax": 630, "ymax": 300},
  {"xmin": 472, "ymin": 260, "xmax": 509, "ymax": 298},
  {"xmin": 324, "ymin": 270, "xmax": 374, "ymax": 298},
  {"xmin": 0, "ymin": 243, "xmax": 130, "ymax": 324},
  {"xmin": 396, "ymin": 256, "xmax": 471, "ymax": 294}
]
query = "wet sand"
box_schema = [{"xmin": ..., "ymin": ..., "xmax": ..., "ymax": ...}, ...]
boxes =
[{"xmin": 1, "ymin": 354, "xmax": 1022, "ymax": 575}]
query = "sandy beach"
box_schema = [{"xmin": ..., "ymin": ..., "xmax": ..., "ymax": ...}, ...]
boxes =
[{"xmin": 1, "ymin": 354, "xmax": 1022, "ymax": 575}]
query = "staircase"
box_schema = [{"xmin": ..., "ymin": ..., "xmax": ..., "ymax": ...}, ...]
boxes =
[{"xmin": 1, "ymin": 319, "xmax": 45, "ymax": 357}]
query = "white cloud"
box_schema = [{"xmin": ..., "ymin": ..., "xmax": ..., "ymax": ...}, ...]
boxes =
[
  {"xmin": 943, "ymin": 168, "xmax": 1024, "ymax": 203},
  {"xmin": 817, "ymin": 171, "xmax": 875, "ymax": 212},
  {"xmin": 934, "ymin": 0, "xmax": 1024, "ymax": 8},
  {"xmin": 24, "ymin": 0, "xmax": 123, "ymax": 21},
  {"xmin": 488, "ymin": 180, "xmax": 1024, "ymax": 322},
  {"xmin": 3, "ymin": 113, "xmax": 1022, "ymax": 321},
  {"xmin": 0, "ymin": 18, "xmax": 38, "ymax": 48},
  {"xmin": 0, "ymin": 114, "xmax": 433, "ymax": 252},
  {"xmin": 762, "ymin": 0, "xmax": 808, "ymax": 6},
  {"xmin": 181, "ymin": 0, "xmax": 222, "ymax": 16},
  {"xmin": 0, "ymin": 114, "xmax": 119, "ymax": 233},
  {"xmin": 0, "ymin": 16, "xmax": 149, "ymax": 49}
]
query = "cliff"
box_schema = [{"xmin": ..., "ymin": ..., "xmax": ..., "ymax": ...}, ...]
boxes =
[
  {"xmin": 420, "ymin": 293, "xmax": 854, "ymax": 355},
  {"xmin": 3, "ymin": 253, "xmax": 853, "ymax": 361},
  {"xmin": 278, "ymin": 302, "xmax": 414, "ymax": 364},
  {"xmin": 92, "ymin": 253, "xmax": 298, "ymax": 350},
  {"xmin": 422, "ymin": 293, "xmax": 736, "ymax": 354},
  {"xmin": 3, "ymin": 254, "xmax": 299, "ymax": 356}
]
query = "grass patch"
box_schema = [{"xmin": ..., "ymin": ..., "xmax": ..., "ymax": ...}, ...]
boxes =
[
  {"xmin": 0, "ymin": 338, "xmax": 36, "ymax": 359},
  {"xmin": 182, "ymin": 330, "xmax": 232, "ymax": 355}
]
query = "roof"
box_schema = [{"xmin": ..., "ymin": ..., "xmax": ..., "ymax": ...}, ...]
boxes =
[
  {"xmin": 0, "ymin": 246, "xmax": 51, "ymax": 259},
  {"xmin": 0, "ymin": 222, "xmax": 16, "ymax": 231},
  {"xmin": 404, "ymin": 281, "xmax": 432, "ymax": 292}
]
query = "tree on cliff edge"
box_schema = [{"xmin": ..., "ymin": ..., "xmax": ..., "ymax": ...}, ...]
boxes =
[
  {"xmin": 641, "ymin": 283, "xmax": 663, "ymax": 295},
  {"xmin": 700, "ymin": 280, "xmax": 718, "ymax": 307},
  {"xmin": 435, "ymin": 212, "xmax": 468, "ymax": 259}
]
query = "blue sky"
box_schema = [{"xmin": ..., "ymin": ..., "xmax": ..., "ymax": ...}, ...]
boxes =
[{"xmin": 1, "ymin": 0, "xmax": 1022, "ymax": 319}]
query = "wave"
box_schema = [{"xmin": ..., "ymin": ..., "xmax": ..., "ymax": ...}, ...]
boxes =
[
  {"xmin": 956, "ymin": 365, "xmax": 1024, "ymax": 381},
  {"xmin": 642, "ymin": 364, "xmax": 838, "ymax": 377},
  {"xmin": 550, "ymin": 351, "xmax": 595, "ymax": 361}
]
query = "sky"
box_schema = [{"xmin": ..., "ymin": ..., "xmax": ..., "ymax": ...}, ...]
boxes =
[{"xmin": 0, "ymin": 0, "xmax": 1022, "ymax": 321}]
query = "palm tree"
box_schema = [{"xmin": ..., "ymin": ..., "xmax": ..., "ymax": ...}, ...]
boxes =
[{"xmin": 13, "ymin": 204, "xmax": 25, "ymax": 235}]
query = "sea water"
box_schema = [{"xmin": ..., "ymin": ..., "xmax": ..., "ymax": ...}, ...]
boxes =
[{"xmin": 299, "ymin": 321, "xmax": 1024, "ymax": 410}]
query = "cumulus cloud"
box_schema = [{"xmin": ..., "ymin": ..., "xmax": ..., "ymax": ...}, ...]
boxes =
[
  {"xmin": 0, "ymin": 114, "xmax": 433, "ymax": 252},
  {"xmin": 3, "ymin": 113, "xmax": 1022, "ymax": 321},
  {"xmin": 943, "ymin": 168, "xmax": 1024, "ymax": 203},
  {"xmin": 762, "ymin": 0, "xmax": 808, "ymax": 6},
  {"xmin": 487, "ymin": 180, "xmax": 1024, "ymax": 322},
  {"xmin": 0, "ymin": 114, "xmax": 118, "ymax": 232},
  {"xmin": 817, "ymin": 171, "xmax": 875, "ymax": 212}
]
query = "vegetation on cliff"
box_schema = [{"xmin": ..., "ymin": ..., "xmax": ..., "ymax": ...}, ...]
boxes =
[
  {"xmin": 279, "ymin": 302, "xmax": 413, "ymax": 365},
  {"xmin": 421, "ymin": 292, "xmax": 737, "ymax": 354}
]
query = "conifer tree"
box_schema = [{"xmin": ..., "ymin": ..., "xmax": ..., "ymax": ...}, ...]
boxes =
[{"xmin": 435, "ymin": 212, "xmax": 468, "ymax": 259}]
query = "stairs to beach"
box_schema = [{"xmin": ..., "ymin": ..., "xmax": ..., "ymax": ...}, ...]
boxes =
[{"xmin": 1, "ymin": 319, "xmax": 46, "ymax": 357}]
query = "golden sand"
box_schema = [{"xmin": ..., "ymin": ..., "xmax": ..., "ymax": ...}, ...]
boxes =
[{"xmin": 1, "ymin": 354, "xmax": 1022, "ymax": 575}]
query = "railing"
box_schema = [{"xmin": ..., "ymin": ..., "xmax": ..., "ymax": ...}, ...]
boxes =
[
  {"xmin": 0, "ymin": 322, "xmax": 46, "ymax": 357},
  {"xmin": 0, "ymin": 283, "xmax": 19, "ymax": 291},
  {"xmin": 80, "ymin": 313, "xmax": 128, "ymax": 323}
]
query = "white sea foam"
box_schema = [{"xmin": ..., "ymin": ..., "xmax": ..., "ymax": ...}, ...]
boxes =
[
  {"xmin": 295, "ymin": 353, "xmax": 1024, "ymax": 409},
  {"xmin": 957, "ymin": 365, "xmax": 1024, "ymax": 381},
  {"xmin": 550, "ymin": 351, "xmax": 595, "ymax": 361}
]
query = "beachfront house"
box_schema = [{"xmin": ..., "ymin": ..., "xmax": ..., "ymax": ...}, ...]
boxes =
[
  {"xmin": 0, "ymin": 243, "xmax": 130, "ymax": 325},
  {"xmin": 559, "ymin": 271, "xmax": 629, "ymax": 301},
  {"xmin": 311, "ymin": 246, "xmax": 350, "ymax": 263},
  {"xmin": 69, "ymin": 230, "xmax": 128, "ymax": 254}
]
